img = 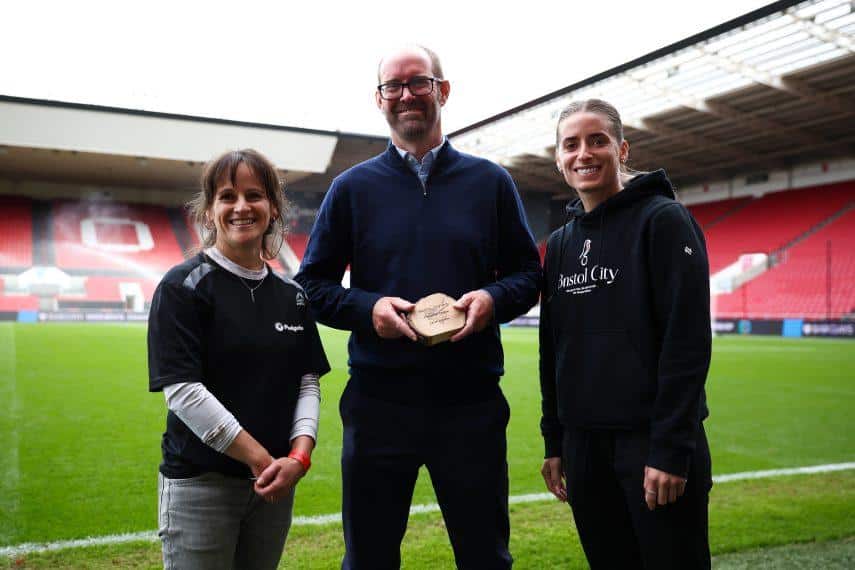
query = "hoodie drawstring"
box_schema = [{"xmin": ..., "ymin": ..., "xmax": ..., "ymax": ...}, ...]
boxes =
[{"xmin": 557, "ymin": 207, "xmax": 574, "ymax": 279}]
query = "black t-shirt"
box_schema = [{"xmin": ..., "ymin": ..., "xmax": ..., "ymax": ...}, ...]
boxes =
[{"xmin": 148, "ymin": 252, "xmax": 330, "ymax": 478}]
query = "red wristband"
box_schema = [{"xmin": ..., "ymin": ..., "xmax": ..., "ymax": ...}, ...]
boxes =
[{"xmin": 287, "ymin": 449, "xmax": 311, "ymax": 473}]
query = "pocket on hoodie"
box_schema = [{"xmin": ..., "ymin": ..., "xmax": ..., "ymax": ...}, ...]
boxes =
[{"xmin": 556, "ymin": 329, "xmax": 652, "ymax": 427}]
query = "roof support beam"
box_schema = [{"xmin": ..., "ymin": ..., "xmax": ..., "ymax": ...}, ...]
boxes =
[
  {"xmin": 635, "ymin": 117, "xmax": 746, "ymax": 163},
  {"xmin": 788, "ymin": 7, "xmax": 855, "ymax": 52},
  {"xmin": 679, "ymin": 134, "xmax": 855, "ymax": 183},
  {"xmin": 626, "ymin": 77, "xmax": 824, "ymax": 147},
  {"xmin": 701, "ymin": 28, "xmax": 855, "ymax": 116}
]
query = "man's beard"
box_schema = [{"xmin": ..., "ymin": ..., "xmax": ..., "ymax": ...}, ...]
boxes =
[
  {"xmin": 399, "ymin": 120, "xmax": 428, "ymax": 141},
  {"xmin": 390, "ymin": 102, "xmax": 433, "ymax": 141}
]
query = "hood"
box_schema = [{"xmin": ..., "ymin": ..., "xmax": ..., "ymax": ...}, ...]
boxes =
[{"xmin": 564, "ymin": 169, "xmax": 675, "ymax": 224}]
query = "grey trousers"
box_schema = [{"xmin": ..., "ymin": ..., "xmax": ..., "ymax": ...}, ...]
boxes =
[{"xmin": 157, "ymin": 471, "xmax": 294, "ymax": 570}]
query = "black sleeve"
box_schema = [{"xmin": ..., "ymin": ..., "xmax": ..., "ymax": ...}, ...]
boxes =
[
  {"xmin": 539, "ymin": 236, "xmax": 563, "ymax": 458},
  {"xmin": 646, "ymin": 204, "xmax": 712, "ymax": 477},
  {"xmin": 147, "ymin": 277, "xmax": 205, "ymax": 391},
  {"xmin": 294, "ymin": 179, "xmax": 381, "ymax": 334}
]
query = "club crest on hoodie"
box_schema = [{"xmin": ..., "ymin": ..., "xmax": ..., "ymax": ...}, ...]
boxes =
[{"xmin": 558, "ymin": 238, "xmax": 620, "ymax": 296}]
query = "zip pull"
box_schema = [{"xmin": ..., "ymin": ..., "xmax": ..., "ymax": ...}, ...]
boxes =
[{"xmin": 416, "ymin": 152, "xmax": 433, "ymax": 196}]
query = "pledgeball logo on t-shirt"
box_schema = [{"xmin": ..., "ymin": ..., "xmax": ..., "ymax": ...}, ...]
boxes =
[
  {"xmin": 557, "ymin": 239, "xmax": 620, "ymax": 296},
  {"xmin": 274, "ymin": 322, "xmax": 304, "ymax": 333}
]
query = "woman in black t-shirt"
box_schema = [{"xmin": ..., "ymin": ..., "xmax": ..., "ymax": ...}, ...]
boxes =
[{"xmin": 148, "ymin": 149, "xmax": 330, "ymax": 570}]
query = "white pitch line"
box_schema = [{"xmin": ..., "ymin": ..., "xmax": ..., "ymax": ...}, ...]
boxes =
[
  {"xmin": 3, "ymin": 461, "xmax": 854, "ymax": 558},
  {"xmin": 713, "ymin": 462, "xmax": 855, "ymax": 483}
]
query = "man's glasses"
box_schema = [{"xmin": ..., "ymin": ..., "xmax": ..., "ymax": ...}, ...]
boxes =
[{"xmin": 377, "ymin": 76, "xmax": 442, "ymax": 100}]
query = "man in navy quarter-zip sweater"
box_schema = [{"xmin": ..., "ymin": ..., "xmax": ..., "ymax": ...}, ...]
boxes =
[{"xmin": 295, "ymin": 45, "xmax": 541, "ymax": 569}]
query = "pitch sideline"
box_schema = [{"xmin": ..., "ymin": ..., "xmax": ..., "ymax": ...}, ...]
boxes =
[
  {"xmin": 0, "ymin": 324, "xmax": 20, "ymax": 543},
  {"xmin": 3, "ymin": 461, "xmax": 854, "ymax": 558}
]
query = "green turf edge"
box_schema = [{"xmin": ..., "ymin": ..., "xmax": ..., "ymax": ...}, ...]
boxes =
[
  {"xmin": 4, "ymin": 471, "xmax": 854, "ymax": 569},
  {"xmin": 4, "ymin": 326, "xmax": 854, "ymax": 544},
  {"xmin": 713, "ymin": 536, "xmax": 855, "ymax": 569}
]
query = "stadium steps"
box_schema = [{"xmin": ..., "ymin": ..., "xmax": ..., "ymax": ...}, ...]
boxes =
[
  {"xmin": 693, "ymin": 196, "xmax": 754, "ymax": 230},
  {"xmin": 31, "ymin": 199, "xmax": 55, "ymax": 266},
  {"xmin": 278, "ymin": 241, "xmax": 301, "ymax": 277},
  {"xmin": 166, "ymin": 207, "xmax": 196, "ymax": 258},
  {"xmin": 769, "ymin": 201, "xmax": 855, "ymax": 267}
]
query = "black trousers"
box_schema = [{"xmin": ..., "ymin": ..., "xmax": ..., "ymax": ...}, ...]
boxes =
[
  {"xmin": 339, "ymin": 380, "xmax": 512, "ymax": 570},
  {"xmin": 562, "ymin": 425, "xmax": 712, "ymax": 569}
]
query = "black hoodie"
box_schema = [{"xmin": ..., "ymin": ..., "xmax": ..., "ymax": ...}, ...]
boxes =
[{"xmin": 539, "ymin": 170, "xmax": 711, "ymax": 477}]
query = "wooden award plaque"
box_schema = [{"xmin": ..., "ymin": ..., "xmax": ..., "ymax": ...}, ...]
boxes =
[{"xmin": 406, "ymin": 293, "xmax": 466, "ymax": 346}]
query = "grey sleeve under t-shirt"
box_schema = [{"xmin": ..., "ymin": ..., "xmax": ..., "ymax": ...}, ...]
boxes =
[{"xmin": 163, "ymin": 373, "xmax": 321, "ymax": 453}]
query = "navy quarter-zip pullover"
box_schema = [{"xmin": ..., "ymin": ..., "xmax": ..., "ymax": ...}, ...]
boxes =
[{"xmin": 296, "ymin": 141, "xmax": 542, "ymax": 384}]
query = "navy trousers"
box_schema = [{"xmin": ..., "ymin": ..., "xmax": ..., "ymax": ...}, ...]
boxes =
[
  {"xmin": 339, "ymin": 380, "xmax": 512, "ymax": 569},
  {"xmin": 562, "ymin": 424, "xmax": 712, "ymax": 569}
]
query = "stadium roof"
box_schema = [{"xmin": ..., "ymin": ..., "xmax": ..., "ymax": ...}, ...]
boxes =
[
  {"xmin": 0, "ymin": 95, "xmax": 385, "ymax": 192},
  {"xmin": 450, "ymin": 0, "xmax": 855, "ymax": 195}
]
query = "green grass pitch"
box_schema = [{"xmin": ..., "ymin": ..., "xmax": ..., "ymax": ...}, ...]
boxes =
[{"xmin": 1, "ymin": 323, "xmax": 853, "ymax": 567}]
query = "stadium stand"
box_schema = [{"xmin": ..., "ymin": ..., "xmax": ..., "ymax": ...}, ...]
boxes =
[
  {"xmin": 686, "ymin": 196, "xmax": 752, "ymax": 229},
  {"xmin": 0, "ymin": 196, "xmax": 297, "ymax": 311},
  {"xmin": 168, "ymin": 207, "xmax": 200, "ymax": 254},
  {"xmin": 715, "ymin": 204, "xmax": 855, "ymax": 319},
  {"xmin": 285, "ymin": 233, "xmax": 310, "ymax": 262},
  {"xmin": 3, "ymin": 182, "xmax": 852, "ymax": 320},
  {"xmin": 65, "ymin": 276, "xmax": 158, "ymax": 301},
  {"xmin": 0, "ymin": 196, "xmax": 34, "ymax": 269},
  {"xmin": 700, "ymin": 182, "xmax": 855, "ymax": 275},
  {"xmin": 0, "ymin": 280, "xmax": 39, "ymax": 311},
  {"xmin": 51, "ymin": 200, "xmax": 186, "ymax": 274},
  {"xmin": 56, "ymin": 275, "xmax": 158, "ymax": 311}
]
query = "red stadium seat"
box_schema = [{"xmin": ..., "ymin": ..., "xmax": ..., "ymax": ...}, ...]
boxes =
[
  {"xmin": 711, "ymin": 182, "xmax": 855, "ymax": 319},
  {"xmin": 0, "ymin": 196, "xmax": 34, "ymax": 268},
  {"xmin": 285, "ymin": 233, "xmax": 310, "ymax": 261},
  {"xmin": 687, "ymin": 196, "xmax": 752, "ymax": 229},
  {"xmin": 52, "ymin": 200, "xmax": 186, "ymax": 274},
  {"xmin": 702, "ymin": 182, "xmax": 855, "ymax": 275}
]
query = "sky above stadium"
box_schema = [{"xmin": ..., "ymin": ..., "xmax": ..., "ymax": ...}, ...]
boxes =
[{"xmin": 3, "ymin": 0, "xmax": 773, "ymax": 136}]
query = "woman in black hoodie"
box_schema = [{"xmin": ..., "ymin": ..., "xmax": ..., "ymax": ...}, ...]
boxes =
[{"xmin": 539, "ymin": 99, "xmax": 712, "ymax": 569}]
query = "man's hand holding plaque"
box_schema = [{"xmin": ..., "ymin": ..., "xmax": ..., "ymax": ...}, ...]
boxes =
[
  {"xmin": 450, "ymin": 289, "xmax": 494, "ymax": 342},
  {"xmin": 373, "ymin": 290, "xmax": 494, "ymax": 346},
  {"xmin": 372, "ymin": 296, "xmax": 418, "ymax": 341},
  {"xmin": 405, "ymin": 293, "xmax": 467, "ymax": 346}
]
